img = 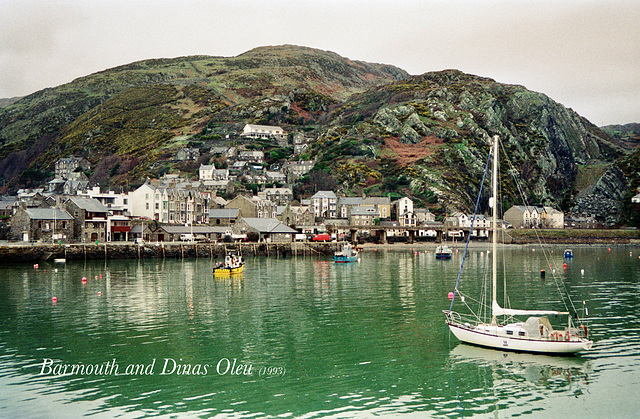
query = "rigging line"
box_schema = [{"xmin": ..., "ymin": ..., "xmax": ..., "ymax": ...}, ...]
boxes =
[
  {"xmin": 500, "ymin": 141, "xmax": 578, "ymax": 315},
  {"xmin": 448, "ymin": 141, "xmax": 493, "ymax": 312}
]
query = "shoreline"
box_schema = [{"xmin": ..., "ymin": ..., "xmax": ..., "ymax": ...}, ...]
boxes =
[{"xmin": 0, "ymin": 229, "xmax": 638, "ymax": 262}]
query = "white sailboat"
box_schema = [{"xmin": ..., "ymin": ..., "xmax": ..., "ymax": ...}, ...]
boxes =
[{"xmin": 444, "ymin": 136, "xmax": 593, "ymax": 354}]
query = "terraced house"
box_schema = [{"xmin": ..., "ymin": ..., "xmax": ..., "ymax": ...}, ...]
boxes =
[{"xmin": 129, "ymin": 182, "xmax": 210, "ymax": 224}]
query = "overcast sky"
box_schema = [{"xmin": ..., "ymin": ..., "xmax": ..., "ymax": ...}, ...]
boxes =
[{"xmin": 1, "ymin": 0, "xmax": 638, "ymax": 126}]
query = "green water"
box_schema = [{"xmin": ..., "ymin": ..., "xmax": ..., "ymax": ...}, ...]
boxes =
[{"xmin": 1, "ymin": 245, "xmax": 639, "ymax": 417}]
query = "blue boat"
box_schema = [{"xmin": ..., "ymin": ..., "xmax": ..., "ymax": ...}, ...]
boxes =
[
  {"xmin": 436, "ymin": 245, "xmax": 452, "ymax": 259},
  {"xmin": 334, "ymin": 243, "xmax": 359, "ymax": 263},
  {"xmin": 564, "ymin": 249, "xmax": 574, "ymax": 258}
]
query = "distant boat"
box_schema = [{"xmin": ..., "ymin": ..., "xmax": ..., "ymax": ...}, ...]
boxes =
[
  {"xmin": 214, "ymin": 253, "xmax": 245, "ymax": 276},
  {"xmin": 334, "ymin": 243, "xmax": 359, "ymax": 263},
  {"xmin": 564, "ymin": 249, "xmax": 574, "ymax": 258},
  {"xmin": 436, "ymin": 245, "xmax": 452, "ymax": 259},
  {"xmin": 444, "ymin": 136, "xmax": 592, "ymax": 354}
]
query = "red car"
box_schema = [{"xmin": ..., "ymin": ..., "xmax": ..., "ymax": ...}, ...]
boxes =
[{"xmin": 311, "ymin": 233, "xmax": 331, "ymax": 242}]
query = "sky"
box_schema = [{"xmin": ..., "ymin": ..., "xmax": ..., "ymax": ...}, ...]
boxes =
[{"xmin": 1, "ymin": 0, "xmax": 638, "ymax": 126}]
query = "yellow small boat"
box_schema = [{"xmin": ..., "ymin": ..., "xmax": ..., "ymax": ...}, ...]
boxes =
[{"xmin": 214, "ymin": 253, "xmax": 245, "ymax": 276}]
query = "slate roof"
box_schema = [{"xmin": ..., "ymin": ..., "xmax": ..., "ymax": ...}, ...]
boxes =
[
  {"xmin": 68, "ymin": 197, "xmax": 109, "ymax": 213},
  {"xmin": 208, "ymin": 208, "xmax": 240, "ymax": 219},
  {"xmin": 25, "ymin": 208, "xmax": 73, "ymax": 220},
  {"xmin": 241, "ymin": 218, "xmax": 297, "ymax": 233}
]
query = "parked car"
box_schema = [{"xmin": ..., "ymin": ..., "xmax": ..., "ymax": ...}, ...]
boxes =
[{"xmin": 312, "ymin": 233, "xmax": 331, "ymax": 242}]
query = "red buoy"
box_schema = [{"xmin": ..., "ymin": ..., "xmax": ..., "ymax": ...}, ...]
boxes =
[{"xmin": 448, "ymin": 291, "xmax": 454, "ymax": 300}]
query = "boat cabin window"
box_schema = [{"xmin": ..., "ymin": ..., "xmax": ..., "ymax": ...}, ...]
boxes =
[
  {"xmin": 518, "ymin": 331, "xmax": 526, "ymax": 337},
  {"xmin": 506, "ymin": 330, "xmax": 513, "ymax": 335}
]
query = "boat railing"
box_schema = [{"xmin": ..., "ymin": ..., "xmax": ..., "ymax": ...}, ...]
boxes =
[{"xmin": 444, "ymin": 310, "xmax": 485, "ymax": 328}]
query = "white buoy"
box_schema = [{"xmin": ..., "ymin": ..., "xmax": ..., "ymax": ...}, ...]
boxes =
[{"xmin": 581, "ymin": 269, "xmax": 585, "ymax": 276}]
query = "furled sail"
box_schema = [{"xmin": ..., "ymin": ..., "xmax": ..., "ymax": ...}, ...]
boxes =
[{"xmin": 492, "ymin": 301, "xmax": 566, "ymax": 317}]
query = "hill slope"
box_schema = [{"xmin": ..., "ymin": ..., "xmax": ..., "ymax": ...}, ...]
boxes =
[
  {"xmin": 0, "ymin": 45, "xmax": 407, "ymax": 188},
  {"xmin": 0, "ymin": 45, "xmax": 637, "ymax": 225}
]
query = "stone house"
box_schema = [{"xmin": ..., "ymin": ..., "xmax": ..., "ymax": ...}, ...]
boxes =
[
  {"xmin": 258, "ymin": 187, "xmax": 293, "ymax": 206},
  {"xmin": 265, "ymin": 171, "xmax": 287, "ymax": 185},
  {"xmin": 225, "ymin": 195, "xmax": 257, "ymax": 218},
  {"xmin": 65, "ymin": 197, "xmax": 110, "ymax": 242},
  {"xmin": 349, "ymin": 206, "xmax": 380, "ymax": 226},
  {"xmin": 55, "ymin": 156, "xmax": 90, "ymax": 179},
  {"xmin": 238, "ymin": 150, "xmax": 265, "ymax": 164},
  {"xmin": 282, "ymin": 160, "xmax": 315, "ymax": 182},
  {"xmin": 176, "ymin": 147, "xmax": 200, "ymax": 161},
  {"xmin": 415, "ymin": 208, "xmax": 436, "ymax": 224},
  {"xmin": 279, "ymin": 205, "xmax": 315, "ymax": 228},
  {"xmin": 10, "ymin": 207, "xmax": 74, "ymax": 242},
  {"xmin": 363, "ymin": 197, "xmax": 391, "ymax": 220},
  {"xmin": 337, "ymin": 197, "xmax": 364, "ymax": 218},
  {"xmin": 208, "ymin": 208, "xmax": 240, "ymax": 227}
]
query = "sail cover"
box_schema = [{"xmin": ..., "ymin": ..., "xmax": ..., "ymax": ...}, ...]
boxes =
[{"xmin": 492, "ymin": 301, "xmax": 565, "ymax": 317}]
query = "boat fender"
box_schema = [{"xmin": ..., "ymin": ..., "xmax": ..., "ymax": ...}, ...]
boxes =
[
  {"xmin": 565, "ymin": 331, "xmax": 569, "ymax": 341},
  {"xmin": 580, "ymin": 324, "xmax": 588, "ymax": 338}
]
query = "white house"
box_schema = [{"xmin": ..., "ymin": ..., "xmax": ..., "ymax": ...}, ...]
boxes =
[
  {"xmin": 391, "ymin": 197, "xmax": 414, "ymax": 221},
  {"xmin": 241, "ymin": 124, "xmax": 286, "ymax": 140},
  {"xmin": 199, "ymin": 164, "xmax": 216, "ymax": 181},
  {"xmin": 310, "ymin": 190, "xmax": 338, "ymax": 218}
]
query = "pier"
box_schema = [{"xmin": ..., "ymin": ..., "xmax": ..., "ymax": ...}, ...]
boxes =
[{"xmin": 0, "ymin": 241, "xmax": 343, "ymax": 263}]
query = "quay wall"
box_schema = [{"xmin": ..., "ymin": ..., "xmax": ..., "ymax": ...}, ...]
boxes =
[{"xmin": 0, "ymin": 242, "xmax": 342, "ymax": 263}]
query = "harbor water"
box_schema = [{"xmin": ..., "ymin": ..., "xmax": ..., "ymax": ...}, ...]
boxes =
[{"xmin": 0, "ymin": 245, "xmax": 639, "ymax": 417}]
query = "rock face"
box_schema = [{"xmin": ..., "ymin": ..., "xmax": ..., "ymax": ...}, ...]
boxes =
[
  {"xmin": 336, "ymin": 70, "xmax": 631, "ymax": 222},
  {"xmin": 571, "ymin": 165, "xmax": 628, "ymax": 225}
]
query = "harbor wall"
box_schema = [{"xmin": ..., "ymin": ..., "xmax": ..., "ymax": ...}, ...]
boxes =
[{"xmin": 0, "ymin": 242, "xmax": 342, "ymax": 263}]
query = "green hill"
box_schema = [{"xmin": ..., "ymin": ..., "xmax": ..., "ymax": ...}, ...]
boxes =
[{"xmin": 0, "ymin": 45, "xmax": 638, "ymax": 226}]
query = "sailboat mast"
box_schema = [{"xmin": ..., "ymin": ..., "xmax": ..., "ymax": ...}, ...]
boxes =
[{"xmin": 491, "ymin": 135, "xmax": 498, "ymax": 324}]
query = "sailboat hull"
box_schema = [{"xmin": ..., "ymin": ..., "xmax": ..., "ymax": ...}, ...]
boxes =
[{"xmin": 447, "ymin": 322, "xmax": 592, "ymax": 354}]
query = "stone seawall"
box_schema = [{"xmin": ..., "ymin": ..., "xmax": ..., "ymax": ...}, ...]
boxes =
[{"xmin": 0, "ymin": 242, "xmax": 342, "ymax": 263}]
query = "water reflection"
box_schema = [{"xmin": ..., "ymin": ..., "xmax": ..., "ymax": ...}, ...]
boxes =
[{"xmin": 447, "ymin": 344, "xmax": 591, "ymax": 416}]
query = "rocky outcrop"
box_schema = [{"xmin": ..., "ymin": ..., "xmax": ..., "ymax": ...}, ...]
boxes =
[
  {"xmin": 360, "ymin": 70, "xmax": 630, "ymax": 216},
  {"xmin": 571, "ymin": 165, "xmax": 628, "ymax": 225}
]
